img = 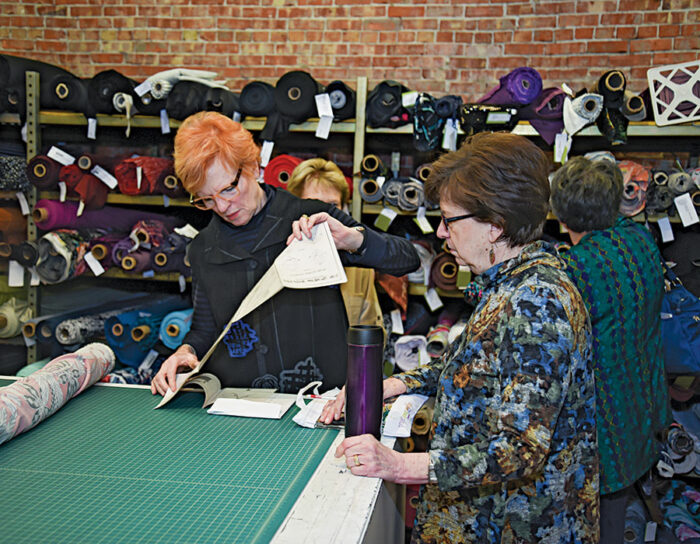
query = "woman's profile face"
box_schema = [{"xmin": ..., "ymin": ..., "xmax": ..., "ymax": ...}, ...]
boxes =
[{"xmin": 436, "ymin": 199, "xmax": 494, "ymax": 275}]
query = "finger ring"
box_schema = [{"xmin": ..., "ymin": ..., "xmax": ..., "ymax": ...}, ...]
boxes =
[
  {"xmin": 353, "ymin": 454, "xmax": 361, "ymax": 466},
  {"xmin": 301, "ymin": 214, "xmax": 309, "ymax": 220}
]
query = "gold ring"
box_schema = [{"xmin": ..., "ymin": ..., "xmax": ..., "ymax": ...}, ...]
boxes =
[
  {"xmin": 301, "ymin": 214, "xmax": 309, "ymax": 220},
  {"xmin": 353, "ymin": 454, "xmax": 360, "ymax": 466}
]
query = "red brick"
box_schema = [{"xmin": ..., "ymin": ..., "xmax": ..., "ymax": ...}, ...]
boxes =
[
  {"xmin": 658, "ymin": 24, "xmax": 682, "ymax": 37},
  {"xmin": 504, "ymin": 43, "xmax": 546, "ymax": 55},
  {"xmin": 558, "ymin": 14, "xmax": 598, "ymax": 27},
  {"xmin": 536, "ymin": 1, "xmax": 575, "ymax": 14},
  {"xmin": 674, "ymin": 36, "xmax": 700, "ymax": 49},
  {"xmin": 387, "ymin": 6, "xmax": 424, "ymax": 17},
  {"xmin": 653, "ymin": 51, "xmax": 700, "ymax": 65},
  {"xmin": 533, "ymin": 29, "xmax": 553, "ymax": 41},
  {"xmin": 616, "ymin": 27, "xmax": 637, "ymax": 39},
  {"xmin": 587, "ymin": 40, "xmax": 629, "ymax": 53},
  {"xmin": 465, "ymin": 5, "xmax": 504, "ymax": 17},
  {"xmin": 630, "ymin": 37, "xmax": 673, "ymax": 52},
  {"xmin": 576, "ymin": 1, "xmax": 617, "ymax": 12},
  {"xmin": 637, "ymin": 25, "xmax": 658, "ymax": 38},
  {"xmin": 477, "ymin": 18, "xmax": 516, "ymax": 30},
  {"xmin": 474, "ymin": 32, "xmax": 493, "ymax": 44},
  {"xmin": 575, "ymin": 27, "xmax": 594, "ymax": 39},
  {"xmin": 517, "ymin": 15, "xmax": 557, "ymax": 28}
]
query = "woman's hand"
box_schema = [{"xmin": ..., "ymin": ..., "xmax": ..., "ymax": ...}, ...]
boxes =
[
  {"xmin": 319, "ymin": 386, "xmax": 345, "ymax": 424},
  {"xmin": 287, "ymin": 212, "xmax": 364, "ymax": 253},
  {"xmin": 150, "ymin": 345, "xmax": 198, "ymax": 396}
]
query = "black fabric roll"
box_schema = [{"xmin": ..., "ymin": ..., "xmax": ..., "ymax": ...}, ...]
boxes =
[
  {"xmin": 239, "ymin": 81, "xmax": 276, "ymax": 117},
  {"xmin": 87, "ymin": 69, "xmax": 137, "ymax": 114},
  {"xmin": 360, "ymin": 154, "xmax": 388, "ymax": 179},
  {"xmin": 26, "ymin": 155, "xmax": 62, "ymax": 190},
  {"xmin": 15, "ymin": 241, "xmax": 39, "ymax": 268},
  {"xmin": 274, "ymin": 70, "xmax": 323, "ymax": 123},
  {"xmin": 131, "ymin": 90, "xmax": 168, "ymax": 117},
  {"xmin": 366, "ymin": 80, "xmax": 411, "ymax": 128},
  {"xmin": 435, "ymin": 95, "xmax": 463, "ymax": 119},
  {"xmin": 165, "ymin": 80, "xmax": 209, "ymax": 121},
  {"xmin": 648, "ymin": 185, "xmax": 674, "ymax": 212},
  {"xmin": 592, "ymin": 70, "xmax": 626, "ymax": 110},
  {"xmin": 326, "ymin": 80, "xmax": 356, "ymax": 120},
  {"xmin": 413, "ymin": 93, "xmax": 444, "ymax": 152},
  {"xmin": 596, "ymin": 106, "xmax": 628, "ymax": 145},
  {"xmin": 205, "ymin": 87, "xmax": 241, "ymax": 118},
  {"xmin": 459, "ymin": 103, "xmax": 519, "ymax": 136}
]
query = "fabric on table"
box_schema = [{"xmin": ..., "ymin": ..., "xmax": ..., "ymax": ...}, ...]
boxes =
[
  {"xmin": 32, "ymin": 199, "xmax": 178, "ymax": 232},
  {"xmin": 159, "ymin": 308, "xmax": 194, "ymax": 350},
  {"xmin": 459, "ymin": 103, "xmax": 519, "ymax": 136},
  {"xmin": 86, "ymin": 69, "xmax": 137, "ymax": 114},
  {"xmin": 382, "ymin": 178, "xmax": 405, "ymax": 207},
  {"xmin": 359, "ymin": 178, "xmax": 383, "ymax": 203},
  {"xmin": 596, "ymin": 106, "xmax": 629, "ymax": 145},
  {"xmin": 360, "ymin": 154, "xmax": 388, "ymax": 179},
  {"xmin": 100, "ymin": 352, "xmax": 166, "ymax": 385},
  {"xmin": 165, "ymin": 80, "xmax": 209, "ymax": 121},
  {"xmin": 398, "ymin": 178, "xmax": 425, "ymax": 212},
  {"xmin": 618, "ymin": 160, "xmax": 650, "ymax": 217},
  {"xmin": 0, "ymin": 155, "xmax": 30, "ymax": 192},
  {"xmin": 0, "ymin": 297, "xmax": 32, "ymax": 338},
  {"xmin": 621, "ymin": 90, "xmax": 646, "ymax": 122},
  {"xmin": 326, "ymin": 80, "xmax": 356, "ymax": 121},
  {"xmin": 26, "ymin": 154, "xmax": 62, "ymax": 190},
  {"xmin": 0, "ymin": 343, "xmax": 114, "ymax": 446},
  {"xmin": 0, "ymin": 205, "xmax": 26, "ymax": 244},
  {"xmin": 477, "ymin": 67, "xmax": 543, "ymax": 106},
  {"xmin": 563, "ymin": 93, "xmax": 604, "ymax": 135},
  {"xmin": 412, "ymin": 93, "xmax": 444, "ymax": 152},
  {"xmin": 366, "ymin": 80, "xmax": 411, "ymax": 128},
  {"xmin": 520, "ymin": 87, "xmax": 566, "ymax": 146},
  {"xmin": 263, "ymin": 154, "xmax": 303, "ymax": 189},
  {"xmin": 434, "ymin": 95, "xmax": 463, "ymax": 119},
  {"xmin": 239, "ymin": 80, "xmax": 276, "ymax": 117},
  {"xmin": 430, "ymin": 251, "xmax": 459, "ymax": 291},
  {"xmin": 394, "ymin": 335, "xmax": 428, "ymax": 372},
  {"xmin": 204, "ymin": 86, "xmax": 241, "ymax": 118},
  {"xmin": 591, "ymin": 70, "xmax": 627, "ymax": 109},
  {"xmin": 114, "ymin": 156, "xmax": 174, "ymax": 196},
  {"xmin": 35, "ymin": 229, "xmax": 92, "ymax": 284},
  {"xmin": 668, "ymin": 171, "xmax": 693, "ymax": 195}
]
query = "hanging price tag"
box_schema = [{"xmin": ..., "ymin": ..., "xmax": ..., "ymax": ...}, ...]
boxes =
[
  {"xmin": 413, "ymin": 206, "xmax": 434, "ymax": 234},
  {"xmin": 442, "ymin": 118, "xmax": 458, "ymax": 151},
  {"xmin": 160, "ymin": 109, "xmax": 171, "ymax": 134},
  {"xmin": 84, "ymin": 251, "xmax": 105, "ymax": 276},
  {"xmin": 8, "ymin": 260, "xmax": 24, "ymax": 287},
  {"xmin": 674, "ymin": 192, "xmax": 699, "ymax": 227},
  {"xmin": 657, "ymin": 215, "xmax": 674, "ymax": 243},
  {"xmin": 29, "ymin": 267, "xmax": 40, "ymax": 286},
  {"xmin": 91, "ymin": 165, "xmax": 118, "ymax": 189},
  {"xmin": 373, "ymin": 207, "xmax": 398, "ymax": 231},
  {"xmin": 178, "ymin": 274, "xmax": 187, "ymax": 292},
  {"xmin": 390, "ymin": 308, "xmax": 404, "ymax": 335},
  {"xmin": 15, "ymin": 192, "xmax": 29, "ymax": 215},
  {"xmin": 314, "ymin": 93, "xmax": 334, "ymax": 140},
  {"xmin": 424, "ymin": 287, "xmax": 444, "ymax": 311},
  {"xmin": 260, "ymin": 140, "xmax": 274, "ymax": 168},
  {"xmin": 232, "ymin": 111, "xmax": 241, "ymax": 123},
  {"xmin": 87, "ymin": 117, "xmax": 97, "ymax": 140},
  {"xmin": 47, "ymin": 146, "xmax": 76, "ymax": 166},
  {"xmin": 134, "ymin": 80, "xmax": 151, "ymax": 97},
  {"xmin": 456, "ymin": 265, "xmax": 471, "ymax": 289},
  {"xmin": 376, "ymin": 175, "xmax": 386, "ymax": 189},
  {"xmin": 58, "ymin": 181, "xmax": 67, "ymax": 202},
  {"xmin": 391, "ymin": 152, "xmax": 401, "ymax": 177}
]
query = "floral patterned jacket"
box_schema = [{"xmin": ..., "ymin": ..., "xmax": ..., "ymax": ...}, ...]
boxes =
[{"xmin": 395, "ymin": 241, "xmax": 599, "ymax": 544}]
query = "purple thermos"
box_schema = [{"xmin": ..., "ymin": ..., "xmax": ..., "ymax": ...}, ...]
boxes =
[{"xmin": 345, "ymin": 325, "xmax": 384, "ymax": 439}]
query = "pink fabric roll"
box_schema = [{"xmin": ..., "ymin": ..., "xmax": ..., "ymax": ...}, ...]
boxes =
[{"xmin": 0, "ymin": 343, "xmax": 115, "ymax": 446}]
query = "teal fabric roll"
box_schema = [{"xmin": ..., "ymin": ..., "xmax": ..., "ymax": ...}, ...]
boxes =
[{"xmin": 158, "ymin": 308, "xmax": 193, "ymax": 350}]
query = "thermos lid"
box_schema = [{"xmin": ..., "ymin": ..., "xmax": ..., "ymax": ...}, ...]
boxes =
[{"xmin": 347, "ymin": 325, "xmax": 383, "ymax": 346}]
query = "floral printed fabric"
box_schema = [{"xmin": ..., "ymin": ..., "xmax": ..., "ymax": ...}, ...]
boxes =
[
  {"xmin": 0, "ymin": 343, "xmax": 114, "ymax": 446},
  {"xmin": 395, "ymin": 241, "xmax": 599, "ymax": 544}
]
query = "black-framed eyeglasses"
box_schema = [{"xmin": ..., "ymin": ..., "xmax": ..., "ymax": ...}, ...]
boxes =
[
  {"xmin": 190, "ymin": 166, "xmax": 243, "ymax": 210},
  {"xmin": 441, "ymin": 212, "xmax": 476, "ymax": 229}
]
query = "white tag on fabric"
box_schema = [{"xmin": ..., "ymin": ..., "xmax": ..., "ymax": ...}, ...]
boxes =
[
  {"xmin": 91, "ymin": 165, "xmax": 118, "ymax": 189},
  {"xmin": 163, "ymin": 195, "xmax": 170, "ymax": 207},
  {"xmin": 401, "ymin": 91, "xmax": 419, "ymax": 108},
  {"xmin": 21, "ymin": 123, "xmax": 27, "ymax": 143},
  {"xmin": 178, "ymin": 274, "xmax": 187, "ymax": 292},
  {"xmin": 15, "ymin": 192, "xmax": 29, "ymax": 215},
  {"xmin": 29, "ymin": 266, "xmax": 40, "ymax": 286},
  {"xmin": 58, "ymin": 181, "xmax": 67, "ymax": 202},
  {"xmin": 76, "ymin": 200, "xmax": 85, "ymax": 217},
  {"xmin": 87, "ymin": 117, "xmax": 97, "ymax": 140},
  {"xmin": 232, "ymin": 111, "xmax": 241, "ymax": 123},
  {"xmin": 47, "ymin": 146, "xmax": 76, "ymax": 166},
  {"xmin": 141, "ymin": 349, "xmax": 159, "ymax": 368},
  {"xmin": 160, "ymin": 109, "xmax": 171, "ymax": 134},
  {"xmin": 8, "ymin": 260, "xmax": 24, "ymax": 287},
  {"xmin": 390, "ymin": 308, "xmax": 404, "ymax": 335},
  {"xmin": 174, "ymin": 224, "xmax": 200, "ymax": 239},
  {"xmin": 486, "ymin": 111, "xmax": 511, "ymax": 124},
  {"xmin": 554, "ymin": 131, "xmax": 571, "ymax": 163},
  {"xmin": 260, "ymin": 140, "xmax": 274, "ymax": 168},
  {"xmin": 373, "ymin": 207, "xmax": 398, "ymax": 231},
  {"xmin": 382, "ymin": 394, "xmax": 429, "ymax": 438},
  {"xmin": 561, "ymin": 82, "xmax": 575, "ymax": 97},
  {"xmin": 315, "ymin": 93, "xmax": 333, "ymax": 118},
  {"xmin": 413, "ymin": 206, "xmax": 434, "ymax": 234},
  {"xmin": 644, "ymin": 522, "xmax": 657, "ymax": 542},
  {"xmin": 142, "ymin": 269, "xmax": 155, "ymax": 278},
  {"xmin": 674, "ymin": 192, "xmax": 699, "ymax": 226},
  {"xmin": 424, "ymin": 287, "xmax": 444, "ymax": 311},
  {"xmin": 84, "ymin": 251, "xmax": 105, "ymax": 276},
  {"xmin": 376, "ymin": 175, "xmax": 386, "ymax": 189},
  {"xmin": 134, "ymin": 80, "xmax": 151, "ymax": 97},
  {"xmin": 391, "ymin": 152, "xmax": 401, "ymax": 178},
  {"xmin": 292, "ymin": 381, "xmax": 330, "ymax": 429},
  {"xmin": 315, "ymin": 115, "xmax": 333, "ymax": 140},
  {"xmin": 442, "ymin": 118, "xmax": 458, "ymax": 151},
  {"xmin": 657, "ymin": 215, "xmax": 675, "ymax": 242}
]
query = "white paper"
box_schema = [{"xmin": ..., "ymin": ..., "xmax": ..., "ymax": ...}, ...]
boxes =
[
  {"xmin": 390, "ymin": 308, "xmax": 404, "ymax": 334},
  {"xmin": 174, "ymin": 224, "xmax": 200, "ymax": 239},
  {"xmin": 391, "ymin": 152, "xmax": 401, "ymax": 177},
  {"xmin": 424, "ymin": 287, "xmax": 443, "ymax": 311},
  {"xmin": 91, "ymin": 165, "xmax": 118, "ymax": 189},
  {"xmin": 442, "ymin": 118, "xmax": 458, "ymax": 151},
  {"xmin": 136, "ymin": 166, "xmax": 142, "ymax": 190},
  {"xmin": 376, "ymin": 175, "xmax": 386, "ymax": 189},
  {"xmin": 379, "ymin": 207, "xmax": 398, "ymax": 222},
  {"xmin": 15, "ymin": 192, "xmax": 29, "ymax": 215},
  {"xmin": 178, "ymin": 275, "xmax": 187, "ymax": 292},
  {"xmin": 87, "ymin": 117, "xmax": 97, "ymax": 140},
  {"xmin": 29, "ymin": 267, "xmax": 40, "ymax": 286},
  {"xmin": 315, "ymin": 93, "xmax": 333, "ymax": 118},
  {"xmin": 84, "ymin": 251, "xmax": 105, "ymax": 276},
  {"xmin": 413, "ymin": 207, "xmax": 434, "ymax": 234},
  {"xmin": 208, "ymin": 397, "xmax": 293, "ymax": 419},
  {"xmin": 674, "ymin": 192, "xmax": 699, "ymax": 226},
  {"xmin": 260, "ymin": 140, "xmax": 274, "ymax": 168},
  {"xmin": 47, "ymin": 146, "xmax": 75, "ymax": 166},
  {"xmin": 134, "ymin": 80, "xmax": 152, "ymax": 97},
  {"xmin": 315, "ymin": 115, "xmax": 333, "ymax": 140},
  {"xmin": 160, "ymin": 109, "xmax": 171, "ymax": 134},
  {"xmin": 657, "ymin": 215, "xmax": 675, "ymax": 242},
  {"xmin": 58, "ymin": 181, "xmax": 67, "ymax": 201},
  {"xmin": 401, "ymin": 91, "xmax": 419, "ymax": 108},
  {"xmin": 382, "ymin": 394, "xmax": 429, "ymax": 438},
  {"xmin": 554, "ymin": 131, "xmax": 571, "ymax": 164},
  {"xmin": 8, "ymin": 260, "xmax": 24, "ymax": 287}
]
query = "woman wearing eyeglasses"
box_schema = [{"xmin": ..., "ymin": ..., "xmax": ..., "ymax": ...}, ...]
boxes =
[
  {"xmin": 320, "ymin": 132, "xmax": 599, "ymax": 543},
  {"xmin": 151, "ymin": 111, "xmax": 419, "ymax": 396}
]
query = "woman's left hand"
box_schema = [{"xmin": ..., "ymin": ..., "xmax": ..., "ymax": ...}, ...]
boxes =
[
  {"xmin": 287, "ymin": 212, "xmax": 364, "ymax": 252},
  {"xmin": 335, "ymin": 434, "xmax": 402, "ymax": 481}
]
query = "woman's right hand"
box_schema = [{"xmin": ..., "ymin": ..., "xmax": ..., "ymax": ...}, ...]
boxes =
[
  {"xmin": 319, "ymin": 386, "xmax": 346, "ymax": 424},
  {"xmin": 150, "ymin": 345, "xmax": 199, "ymax": 396}
]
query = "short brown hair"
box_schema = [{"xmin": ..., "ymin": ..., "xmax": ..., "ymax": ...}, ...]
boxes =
[
  {"xmin": 173, "ymin": 111, "xmax": 260, "ymax": 194},
  {"xmin": 425, "ymin": 132, "xmax": 551, "ymax": 246},
  {"xmin": 287, "ymin": 158, "xmax": 350, "ymax": 205}
]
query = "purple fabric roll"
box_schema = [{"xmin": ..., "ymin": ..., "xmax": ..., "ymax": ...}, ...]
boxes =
[
  {"xmin": 120, "ymin": 248, "xmax": 151, "ymax": 273},
  {"xmin": 477, "ymin": 67, "xmax": 543, "ymax": 106},
  {"xmin": 521, "ymin": 87, "xmax": 566, "ymax": 145},
  {"xmin": 33, "ymin": 199, "xmax": 181, "ymax": 232},
  {"xmin": 345, "ymin": 325, "xmax": 383, "ymax": 440},
  {"xmin": 111, "ymin": 237, "xmax": 135, "ymax": 266}
]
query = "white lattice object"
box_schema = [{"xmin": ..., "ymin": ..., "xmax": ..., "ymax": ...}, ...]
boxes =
[{"xmin": 647, "ymin": 61, "xmax": 700, "ymax": 126}]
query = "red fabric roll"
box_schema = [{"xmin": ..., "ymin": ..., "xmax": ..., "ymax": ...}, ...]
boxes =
[
  {"xmin": 114, "ymin": 157, "xmax": 173, "ymax": 196},
  {"xmin": 59, "ymin": 165, "xmax": 109, "ymax": 211},
  {"xmin": 430, "ymin": 252, "xmax": 459, "ymax": 291},
  {"xmin": 26, "ymin": 155, "xmax": 62, "ymax": 190},
  {"xmin": 376, "ymin": 272, "xmax": 408, "ymax": 316},
  {"xmin": 264, "ymin": 154, "xmax": 303, "ymax": 189}
]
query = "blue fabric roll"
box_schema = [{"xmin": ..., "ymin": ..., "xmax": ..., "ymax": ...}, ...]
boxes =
[{"xmin": 158, "ymin": 308, "xmax": 194, "ymax": 350}]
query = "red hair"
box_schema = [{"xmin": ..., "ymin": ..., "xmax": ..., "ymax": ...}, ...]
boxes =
[{"xmin": 174, "ymin": 111, "xmax": 260, "ymax": 193}]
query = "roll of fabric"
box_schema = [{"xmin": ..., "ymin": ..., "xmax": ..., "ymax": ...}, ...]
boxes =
[
  {"xmin": 623, "ymin": 497, "xmax": 648, "ymax": 544},
  {"xmin": 239, "ymin": 80, "xmax": 276, "ymax": 117},
  {"xmin": 591, "ymin": 70, "xmax": 626, "ymax": 109},
  {"xmin": 360, "ymin": 154, "xmax": 388, "ymax": 179},
  {"xmin": 33, "ymin": 199, "xmax": 180, "ymax": 232},
  {"xmin": 150, "ymin": 232, "xmax": 192, "ymax": 275},
  {"xmin": 520, "ymin": 87, "xmax": 566, "ymax": 146},
  {"xmin": 618, "ymin": 160, "xmax": 650, "ymax": 217},
  {"xmin": 477, "ymin": 67, "xmax": 543, "ymax": 106},
  {"xmin": 648, "ymin": 186, "xmax": 674, "ymax": 212},
  {"xmin": 274, "ymin": 70, "xmax": 323, "ymax": 125},
  {"xmin": 14, "ymin": 241, "xmax": 39, "ymax": 267},
  {"xmin": 668, "ymin": 171, "xmax": 693, "ymax": 195},
  {"xmin": 0, "ymin": 343, "xmax": 115, "ymax": 446},
  {"xmin": 394, "ymin": 335, "xmax": 428, "ymax": 372},
  {"xmin": 412, "ymin": 93, "xmax": 444, "ymax": 152},
  {"xmin": 59, "ymin": 165, "xmax": 109, "ymax": 211},
  {"xmin": 411, "ymin": 396, "xmax": 435, "ymax": 435},
  {"xmin": 404, "ymin": 299, "xmax": 438, "ymax": 335},
  {"xmin": 129, "ymin": 219, "xmax": 170, "ymax": 249},
  {"xmin": 366, "ymin": 80, "xmax": 411, "ymax": 128},
  {"xmin": 398, "ymin": 178, "xmax": 425, "ymax": 211},
  {"xmin": 621, "ymin": 90, "xmax": 646, "ymax": 122},
  {"xmin": 653, "ymin": 170, "xmax": 670, "ymax": 186},
  {"xmin": 26, "ymin": 154, "xmax": 62, "ymax": 190},
  {"xmin": 159, "ymin": 308, "xmax": 194, "ymax": 350},
  {"xmin": 130, "ymin": 90, "xmax": 168, "ymax": 117},
  {"xmin": 382, "ymin": 178, "xmax": 405, "ymax": 207},
  {"xmin": 430, "ymin": 251, "xmax": 459, "ymax": 291},
  {"xmin": 326, "ymin": 80, "xmax": 356, "ymax": 121},
  {"xmin": 119, "ymin": 248, "xmax": 152, "ymax": 273},
  {"xmin": 35, "ymin": 229, "xmax": 92, "ymax": 284},
  {"xmin": 104, "ymin": 296, "xmax": 190, "ymax": 367},
  {"xmin": 426, "ymin": 304, "xmax": 462, "ymax": 358},
  {"xmin": 376, "ymin": 272, "xmax": 408, "ymax": 315},
  {"xmin": 55, "ymin": 308, "xmax": 128, "ymax": 345},
  {"xmin": 448, "ymin": 317, "xmax": 469, "ymax": 344},
  {"xmin": 165, "ymin": 80, "xmax": 209, "ymax": 121},
  {"xmin": 110, "ymin": 236, "xmax": 135, "ymax": 267},
  {"xmin": 155, "ymin": 168, "xmax": 186, "ymax": 199},
  {"xmin": 414, "ymin": 163, "xmax": 433, "ymax": 183},
  {"xmin": 204, "ymin": 86, "xmax": 241, "ymax": 118},
  {"xmin": 459, "ymin": 103, "xmax": 519, "ymax": 136},
  {"xmin": 596, "ymin": 106, "xmax": 628, "ymax": 145},
  {"xmin": 407, "ymin": 240, "xmax": 436, "ymax": 285},
  {"xmin": 0, "ymin": 206, "xmax": 26, "ymax": 244},
  {"xmin": 563, "ymin": 93, "xmax": 604, "ymax": 136},
  {"xmin": 264, "ymin": 154, "xmax": 303, "ymax": 189},
  {"xmin": 0, "ymin": 297, "xmax": 32, "ymax": 338},
  {"xmin": 88, "ymin": 231, "xmax": 125, "ymax": 269},
  {"xmin": 359, "ymin": 178, "xmax": 383, "ymax": 203},
  {"xmin": 114, "ymin": 156, "xmax": 174, "ymax": 196},
  {"xmin": 86, "ymin": 69, "xmax": 137, "ymax": 114},
  {"xmin": 667, "ymin": 424, "xmax": 695, "ymax": 456},
  {"xmin": 0, "ymin": 155, "xmax": 30, "ymax": 192},
  {"xmin": 434, "ymin": 95, "xmax": 463, "ymax": 119}
]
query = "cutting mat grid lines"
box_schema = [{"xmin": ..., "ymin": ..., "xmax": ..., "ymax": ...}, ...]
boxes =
[{"xmin": 0, "ymin": 379, "xmax": 338, "ymax": 544}]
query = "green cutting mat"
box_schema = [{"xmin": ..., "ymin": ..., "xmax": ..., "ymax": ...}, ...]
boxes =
[{"xmin": 0, "ymin": 380, "xmax": 338, "ymax": 544}]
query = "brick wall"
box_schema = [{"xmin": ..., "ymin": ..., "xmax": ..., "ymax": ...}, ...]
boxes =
[{"xmin": 1, "ymin": 0, "xmax": 698, "ymax": 99}]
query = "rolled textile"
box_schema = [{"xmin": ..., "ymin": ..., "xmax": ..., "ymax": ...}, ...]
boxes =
[
  {"xmin": 404, "ymin": 299, "xmax": 438, "ymax": 336},
  {"xmin": 653, "ymin": 170, "xmax": 670, "ymax": 187},
  {"xmin": 447, "ymin": 317, "xmax": 469, "ymax": 344},
  {"xmin": 459, "ymin": 103, "xmax": 519, "ymax": 136},
  {"xmin": 394, "ymin": 335, "xmax": 428, "ymax": 372},
  {"xmin": 143, "ymin": 68, "xmax": 219, "ymax": 100},
  {"xmin": 591, "ymin": 70, "xmax": 626, "ymax": 109},
  {"xmin": 434, "ymin": 95, "xmax": 463, "ymax": 119},
  {"xmin": 150, "ymin": 232, "xmax": 192, "ymax": 275},
  {"xmin": 425, "ymin": 304, "xmax": 462, "ymax": 358},
  {"xmin": 165, "ymin": 80, "xmax": 209, "ymax": 121},
  {"xmin": 619, "ymin": 160, "xmax": 650, "ymax": 192},
  {"xmin": 61, "ymin": 167, "xmax": 109, "ymax": 211},
  {"xmin": 412, "ymin": 93, "xmax": 444, "ymax": 152},
  {"xmin": 239, "ymin": 80, "xmax": 276, "ymax": 117},
  {"xmin": 623, "ymin": 497, "xmax": 648, "ymax": 544},
  {"xmin": 35, "ymin": 229, "xmax": 92, "ymax": 284},
  {"xmin": 359, "ymin": 178, "xmax": 383, "ymax": 204},
  {"xmin": 326, "ymin": 80, "xmax": 356, "ymax": 121},
  {"xmin": 477, "ymin": 67, "xmax": 543, "ymax": 106},
  {"xmin": 376, "ymin": 272, "xmax": 408, "ymax": 315},
  {"xmin": 26, "ymin": 154, "xmax": 62, "ymax": 190},
  {"xmin": 693, "ymin": 191, "xmax": 700, "ymax": 208},
  {"xmin": 0, "ymin": 206, "xmax": 26, "ymax": 244},
  {"xmin": 0, "ymin": 155, "xmax": 30, "ymax": 192},
  {"xmin": 0, "ymin": 241, "xmax": 38, "ymax": 267},
  {"xmin": 76, "ymin": 153, "xmax": 99, "ymax": 172},
  {"xmin": 648, "ymin": 186, "xmax": 674, "ymax": 213},
  {"xmin": 382, "ymin": 178, "xmax": 404, "ymax": 207},
  {"xmin": 130, "ymin": 88, "xmax": 168, "ymax": 117},
  {"xmin": 86, "ymin": 69, "xmax": 137, "ymax": 114},
  {"xmin": 0, "ymin": 343, "xmax": 115, "ymax": 446},
  {"xmin": 119, "ymin": 249, "xmax": 151, "ymax": 273},
  {"xmin": 618, "ymin": 160, "xmax": 650, "ymax": 217},
  {"xmin": 520, "ymin": 87, "xmax": 566, "ymax": 146},
  {"xmin": 430, "ymin": 251, "xmax": 459, "ymax": 291},
  {"xmin": 414, "ymin": 163, "xmax": 433, "ymax": 183},
  {"xmin": 114, "ymin": 156, "xmax": 174, "ymax": 196},
  {"xmin": 129, "ymin": 219, "xmax": 170, "ymax": 249},
  {"xmin": 411, "ymin": 396, "xmax": 435, "ymax": 435},
  {"xmin": 596, "ymin": 106, "xmax": 628, "ymax": 145},
  {"xmin": 360, "ymin": 154, "xmax": 388, "ymax": 179},
  {"xmin": 0, "ymin": 297, "xmax": 32, "ymax": 338},
  {"xmin": 667, "ymin": 424, "xmax": 695, "ymax": 456},
  {"xmin": 55, "ymin": 308, "xmax": 130, "ymax": 345},
  {"xmin": 668, "ymin": 172, "xmax": 693, "ymax": 195},
  {"xmin": 204, "ymin": 86, "xmax": 241, "ymax": 118},
  {"xmin": 264, "ymin": 154, "xmax": 303, "ymax": 188},
  {"xmin": 33, "ymin": 200, "xmax": 180, "ymax": 232},
  {"xmin": 155, "ymin": 169, "xmax": 186, "ymax": 199},
  {"xmin": 111, "ymin": 236, "xmax": 135, "ymax": 266},
  {"xmin": 58, "ymin": 164, "xmax": 83, "ymax": 191},
  {"xmin": 398, "ymin": 178, "xmax": 425, "ymax": 212},
  {"xmin": 159, "ymin": 308, "xmax": 194, "ymax": 349},
  {"xmin": 88, "ymin": 231, "xmax": 125, "ymax": 269},
  {"xmin": 100, "ymin": 352, "xmax": 166, "ymax": 385},
  {"xmin": 563, "ymin": 93, "xmax": 604, "ymax": 136},
  {"xmin": 407, "ymin": 240, "xmax": 436, "ymax": 285},
  {"xmin": 366, "ymin": 80, "xmax": 411, "ymax": 128},
  {"xmin": 104, "ymin": 295, "xmax": 190, "ymax": 367},
  {"xmin": 274, "ymin": 70, "xmax": 323, "ymax": 124},
  {"xmin": 621, "ymin": 90, "xmax": 646, "ymax": 122}
]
